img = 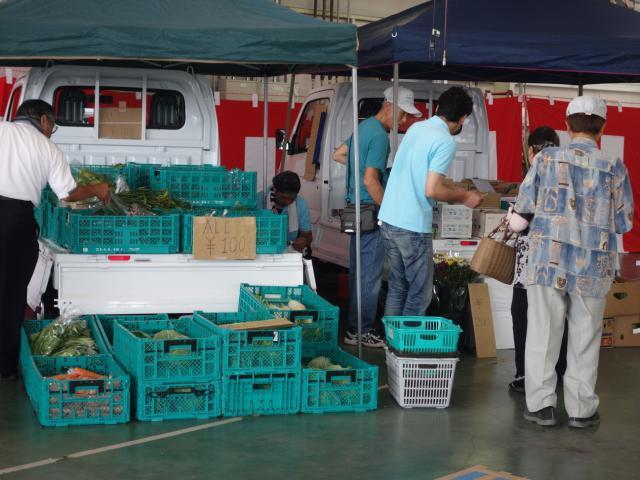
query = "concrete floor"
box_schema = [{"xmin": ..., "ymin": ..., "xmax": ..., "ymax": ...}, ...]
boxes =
[{"xmin": 1, "ymin": 347, "xmax": 639, "ymax": 480}]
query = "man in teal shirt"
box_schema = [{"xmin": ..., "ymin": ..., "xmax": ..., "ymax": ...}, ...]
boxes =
[
  {"xmin": 378, "ymin": 87, "xmax": 482, "ymax": 316},
  {"xmin": 333, "ymin": 86, "xmax": 421, "ymax": 347}
]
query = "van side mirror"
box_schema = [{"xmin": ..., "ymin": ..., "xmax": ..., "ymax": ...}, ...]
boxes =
[{"xmin": 275, "ymin": 128, "xmax": 288, "ymax": 151}]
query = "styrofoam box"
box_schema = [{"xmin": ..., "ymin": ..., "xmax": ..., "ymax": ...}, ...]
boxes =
[{"xmin": 472, "ymin": 209, "xmax": 506, "ymax": 238}]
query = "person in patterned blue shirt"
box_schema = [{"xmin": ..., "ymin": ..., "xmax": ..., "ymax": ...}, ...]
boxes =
[{"xmin": 510, "ymin": 96, "xmax": 634, "ymax": 429}]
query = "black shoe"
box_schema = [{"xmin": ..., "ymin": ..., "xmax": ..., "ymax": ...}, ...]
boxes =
[
  {"xmin": 523, "ymin": 406, "xmax": 557, "ymax": 427},
  {"xmin": 568, "ymin": 412, "xmax": 600, "ymax": 429},
  {"xmin": 509, "ymin": 376, "xmax": 525, "ymax": 394}
]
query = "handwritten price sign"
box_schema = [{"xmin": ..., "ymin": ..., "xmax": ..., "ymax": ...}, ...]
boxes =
[{"xmin": 193, "ymin": 216, "xmax": 256, "ymax": 260}]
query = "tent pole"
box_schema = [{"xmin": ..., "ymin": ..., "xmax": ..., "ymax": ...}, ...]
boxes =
[
  {"xmin": 391, "ymin": 63, "xmax": 399, "ymax": 163},
  {"xmin": 263, "ymin": 76, "xmax": 269, "ymax": 207},
  {"xmin": 280, "ymin": 73, "xmax": 296, "ymax": 173},
  {"xmin": 351, "ymin": 66, "xmax": 362, "ymax": 359}
]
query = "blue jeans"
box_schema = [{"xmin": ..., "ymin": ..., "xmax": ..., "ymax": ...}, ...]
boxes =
[
  {"xmin": 348, "ymin": 230, "xmax": 384, "ymax": 333},
  {"xmin": 380, "ymin": 222, "xmax": 433, "ymax": 316}
]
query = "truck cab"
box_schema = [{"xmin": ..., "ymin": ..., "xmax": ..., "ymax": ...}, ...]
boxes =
[
  {"xmin": 281, "ymin": 80, "xmax": 490, "ymax": 267},
  {"xmin": 3, "ymin": 65, "xmax": 219, "ymax": 167}
]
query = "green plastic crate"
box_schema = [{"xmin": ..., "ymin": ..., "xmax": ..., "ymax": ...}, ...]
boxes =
[
  {"xmin": 60, "ymin": 210, "xmax": 181, "ymax": 254},
  {"xmin": 149, "ymin": 166, "xmax": 257, "ymax": 208},
  {"xmin": 238, "ymin": 284, "xmax": 339, "ymax": 352},
  {"xmin": 71, "ymin": 164, "xmax": 126, "ymax": 185},
  {"xmin": 113, "ymin": 316, "xmax": 221, "ymax": 382},
  {"xmin": 222, "ymin": 371, "xmax": 300, "ymax": 417},
  {"xmin": 41, "ymin": 191, "xmax": 61, "ymax": 241},
  {"xmin": 181, "ymin": 208, "xmax": 288, "ymax": 254},
  {"xmin": 301, "ymin": 347, "xmax": 378, "ymax": 414},
  {"xmin": 94, "ymin": 314, "xmax": 172, "ymax": 350},
  {"xmin": 195, "ymin": 311, "xmax": 301, "ymax": 374},
  {"xmin": 23, "ymin": 317, "xmax": 111, "ymax": 356},
  {"xmin": 19, "ymin": 346, "xmax": 130, "ymax": 427},
  {"xmin": 133, "ymin": 379, "xmax": 222, "ymax": 421},
  {"xmin": 382, "ymin": 316, "xmax": 462, "ymax": 355},
  {"xmin": 124, "ymin": 163, "xmax": 163, "ymax": 189}
]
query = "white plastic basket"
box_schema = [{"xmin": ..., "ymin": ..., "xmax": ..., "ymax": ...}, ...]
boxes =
[{"xmin": 385, "ymin": 348, "xmax": 459, "ymax": 409}]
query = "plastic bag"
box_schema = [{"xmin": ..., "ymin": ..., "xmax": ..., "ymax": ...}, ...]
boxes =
[{"xmin": 30, "ymin": 309, "xmax": 96, "ymax": 356}]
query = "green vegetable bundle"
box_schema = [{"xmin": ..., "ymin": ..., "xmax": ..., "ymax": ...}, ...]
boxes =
[{"xmin": 30, "ymin": 319, "xmax": 98, "ymax": 357}]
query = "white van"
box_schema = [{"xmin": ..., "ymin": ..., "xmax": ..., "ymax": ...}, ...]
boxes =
[
  {"xmin": 3, "ymin": 66, "xmax": 303, "ymax": 315},
  {"xmin": 279, "ymin": 80, "xmax": 491, "ymax": 267}
]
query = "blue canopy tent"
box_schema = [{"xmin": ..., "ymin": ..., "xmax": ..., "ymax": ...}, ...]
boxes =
[{"xmin": 357, "ymin": 0, "xmax": 640, "ymax": 84}]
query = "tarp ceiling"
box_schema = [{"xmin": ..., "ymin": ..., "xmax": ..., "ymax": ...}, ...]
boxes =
[
  {"xmin": 0, "ymin": 0, "xmax": 356, "ymax": 76},
  {"xmin": 357, "ymin": 0, "xmax": 640, "ymax": 84}
]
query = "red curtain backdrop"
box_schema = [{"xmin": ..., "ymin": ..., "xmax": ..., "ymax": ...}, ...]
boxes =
[
  {"xmin": 0, "ymin": 77, "xmax": 14, "ymax": 116},
  {"xmin": 485, "ymin": 96, "xmax": 523, "ymax": 182},
  {"xmin": 527, "ymin": 97, "xmax": 640, "ymax": 252},
  {"xmin": 216, "ymin": 99, "xmax": 302, "ymax": 171}
]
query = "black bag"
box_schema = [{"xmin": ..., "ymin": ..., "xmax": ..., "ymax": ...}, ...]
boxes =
[
  {"xmin": 340, "ymin": 203, "xmax": 378, "ymax": 234},
  {"xmin": 339, "ymin": 142, "xmax": 379, "ymax": 235}
]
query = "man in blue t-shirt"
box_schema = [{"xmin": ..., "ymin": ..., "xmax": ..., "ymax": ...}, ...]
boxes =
[
  {"xmin": 332, "ymin": 86, "xmax": 421, "ymax": 348},
  {"xmin": 270, "ymin": 171, "xmax": 312, "ymax": 256},
  {"xmin": 378, "ymin": 87, "xmax": 482, "ymax": 316}
]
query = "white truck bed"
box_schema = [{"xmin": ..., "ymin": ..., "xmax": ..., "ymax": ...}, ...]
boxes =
[{"xmin": 41, "ymin": 241, "xmax": 304, "ymax": 315}]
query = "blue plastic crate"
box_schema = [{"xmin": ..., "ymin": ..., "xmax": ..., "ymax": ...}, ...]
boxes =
[
  {"xmin": 133, "ymin": 379, "xmax": 222, "ymax": 421},
  {"xmin": 113, "ymin": 316, "xmax": 221, "ymax": 382},
  {"xmin": 23, "ymin": 317, "xmax": 111, "ymax": 356},
  {"xmin": 149, "ymin": 166, "xmax": 257, "ymax": 208},
  {"xmin": 60, "ymin": 210, "xmax": 181, "ymax": 254},
  {"xmin": 222, "ymin": 371, "xmax": 300, "ymax": 417},
  {"xmin": 301, "ymin": 347, "xmax": 378, "ymax": 414},
  {"xmin": 381, "ymin": 316, "xmax": 462, "ymax": 354},
  {"xmin": 238, "ymin": 284, "xmax": 339, "ymax": 351},
  {"xmin": 181, "ymin": 208, "xmax": 287, "ymax": 254},
  {"xmin": 195, "ymin": 311, "xmax": 301, "ymax": 374},
  {"xmin": 19, "ymin": 347, "xmax": 130, "ymax": 427},
  {"xmin": 94, "ymin": 314, "xmax": 172, "ymax": 351}
]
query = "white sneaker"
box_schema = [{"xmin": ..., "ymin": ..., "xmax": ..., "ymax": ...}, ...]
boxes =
[{"xmin": 343, "ymin": 330, "xmax": 385, "ymax": 348}]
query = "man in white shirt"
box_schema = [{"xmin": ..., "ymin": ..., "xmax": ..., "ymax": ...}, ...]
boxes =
[{"xmin": 0, "ymin": 100, "xmax": 110, "ymax": 381}]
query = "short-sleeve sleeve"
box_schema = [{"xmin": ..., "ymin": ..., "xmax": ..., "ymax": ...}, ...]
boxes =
[
  {"xmin": 47, "ymin": 143, "xmax": 77, "ymax": 200},
  {"xmin": 428, "ymin": 137, "xmax": 456, "ymax": 175},
  {"xmin": 296, "ymin": 197, "xmax": 312, "ymax": 232},
  {"xmin": 613, "ymin": 158, "xmax": 634, "ymax": 234},
  {"xmin": 514, "ymin": 154, "xmax": 541, "ymax": 215},
  {"xmin": 365, "ymin": 134, "xmax": 390, "ymax": 171}
]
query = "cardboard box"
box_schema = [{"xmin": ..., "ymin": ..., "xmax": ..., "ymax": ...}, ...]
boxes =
[
  {"xmin": 433, "ymin": 204, "xmax": 473, "ymax": 239},
  {"xmin": 192, "ymin": 216, "xmax": 257, "ymax": 260},
  {"xmin": 612, "ymin": 315, "xmax": 640, "ymax": 347},
  {"xmin": 218, "ymin": 318, "xmax": 293, "ymax": 331},
  {"xmin": 468, "ymin": 283, "xmax": 497, "ymax": 358},
  {"xmin": 98, "ymin": 107, "xmax": 142, "ymax": 140},
  {"xmin": 603, "ymin": 281, "xmax": 640, "ymax": 317},
  {"xmin": 601, "ymin": 317, "xmax": 614, "ymax": 348},
  {"xmin": 472, "ymin": 209, "xmax": 507, "ymax": 238}
]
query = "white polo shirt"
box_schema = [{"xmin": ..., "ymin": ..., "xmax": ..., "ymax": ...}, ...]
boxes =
[{"xmin": 0, "ymin": 121, "xmax": 76, "ymax": 206}]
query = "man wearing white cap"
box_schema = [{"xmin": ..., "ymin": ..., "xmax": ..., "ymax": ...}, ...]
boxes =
[
  {"xmin": 332, "ymin": 85, "xmax": 421, "ymax": 347},
  {"xmin": 509, "ymin": 96, "xmax": 634, "ymax": 428}
]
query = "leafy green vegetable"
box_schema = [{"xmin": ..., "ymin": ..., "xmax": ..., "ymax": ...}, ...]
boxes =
[{"xmin": 153, "ymin": 330, "xmax": 188, "ymax": 340}]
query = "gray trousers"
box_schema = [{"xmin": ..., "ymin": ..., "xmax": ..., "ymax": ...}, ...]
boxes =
[{"xmin": 525, "ymin": 285, "xmax": 605, "ymax": 418}]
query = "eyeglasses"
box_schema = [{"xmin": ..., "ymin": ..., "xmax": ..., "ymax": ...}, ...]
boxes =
[{"xmin": 51, "ymin": 124, "xmax": 58, "ymax": 134}]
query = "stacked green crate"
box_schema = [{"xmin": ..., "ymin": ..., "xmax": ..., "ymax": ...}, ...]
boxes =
[
  {"xmin": 238, "ymin": 284, "xmax": 339, "ymax": 358},
  {"xmin": 111, "ymin": 316, "xmax": 222, "ymax": 421},
  {"xmin": 181, "ymin": 208, "xmax": 287, "ymax": 254},
  {"xmin": 19, "ymin": 317, "xmax": 131, "ymax": 426},
  {"xmin": 195, "ymin": 310, "xmax": 302, "ymax": 416},
  {"xmin": 238, "ymin": 284, "xmax": 380, "ymax": 414},
  {"xmin": 149, "ymin": 165, "xmax": 257, "ymax": 208}
]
